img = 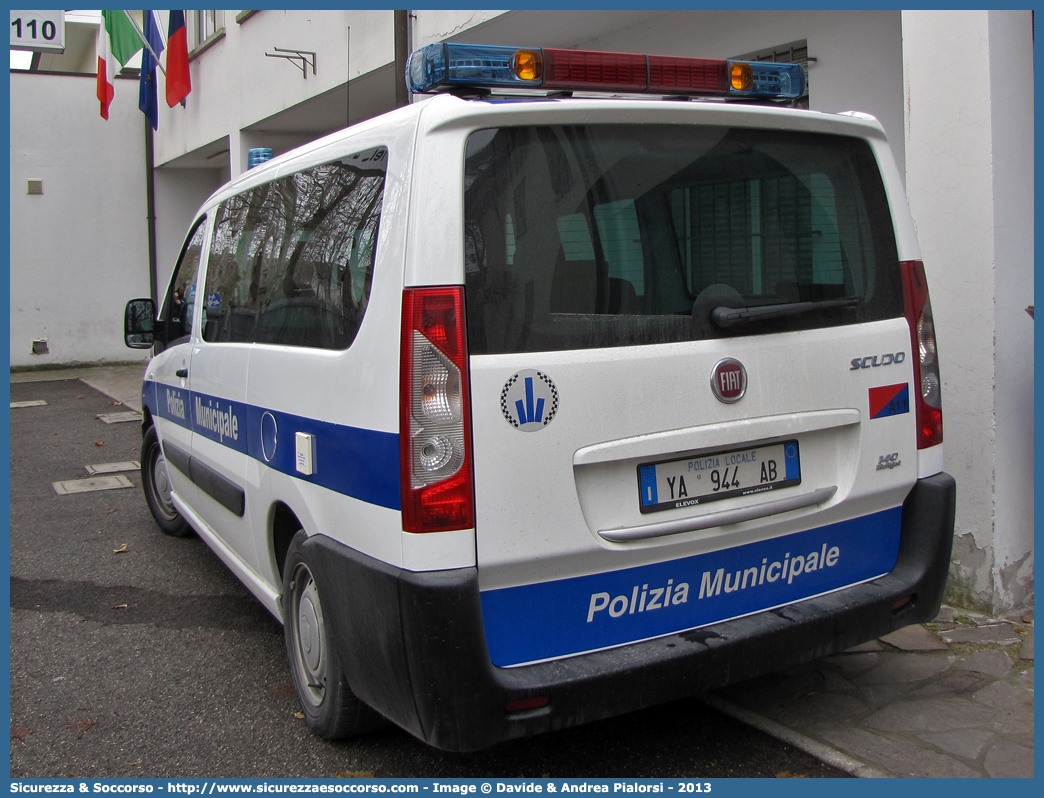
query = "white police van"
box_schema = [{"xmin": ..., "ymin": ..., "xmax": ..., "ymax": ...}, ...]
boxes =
[{"xmin": 124, "ymin": 43, "xmax": 955, "ymax": 751}]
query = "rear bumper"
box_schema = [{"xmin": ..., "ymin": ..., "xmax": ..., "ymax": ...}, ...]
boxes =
[{"xmin": 306, "ymin": 472, "xmax": 955, "ymax": 752}]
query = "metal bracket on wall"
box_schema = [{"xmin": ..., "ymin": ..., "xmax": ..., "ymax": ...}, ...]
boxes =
[{"xmin": 265, "ymin": 47, "xmax": 316, "ymax": 79}]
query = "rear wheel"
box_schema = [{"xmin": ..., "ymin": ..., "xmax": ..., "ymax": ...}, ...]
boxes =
[
  {"xmin": 141, "ymin": 425, "xmax": 192, "ymax": 537},
  {"xmin": 282, "ymin": 531, "xmax": 385, "ymax": 739}
]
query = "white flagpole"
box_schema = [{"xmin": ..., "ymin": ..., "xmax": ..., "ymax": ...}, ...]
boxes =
[{"xmin": 123, "ymin": 9, "xmax": 166, "ymax": 76}]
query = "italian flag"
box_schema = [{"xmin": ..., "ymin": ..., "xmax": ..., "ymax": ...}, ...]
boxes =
[{"xmin": 96, "ymin": 10, "xmax": 144, "ymax": 120}]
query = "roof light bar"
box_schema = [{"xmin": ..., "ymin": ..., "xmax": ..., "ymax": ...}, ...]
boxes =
[
  {"xmin": 407, "ymin": 43, "xmax": 540, "ymax": 93},
  {"xmin": 406, "ymin": 43, "xmax": 805, "ymax": 99},
  {"xmin": 542, "ymin": 48, "xmax": 648, "ymax": 93},
  {"xmin": 729, "ymin": 60, "xmax": 805, "ymax": 98}
]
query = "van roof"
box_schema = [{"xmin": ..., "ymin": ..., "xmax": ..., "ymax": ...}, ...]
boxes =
[{"xmin": 204, "ymin": 92, "xmax": 887, "ymax": 213}]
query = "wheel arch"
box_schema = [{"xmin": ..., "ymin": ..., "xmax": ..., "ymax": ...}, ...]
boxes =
[{"xmin": 271, "ymin": 501, "xmax": 302, "ymax": 581}]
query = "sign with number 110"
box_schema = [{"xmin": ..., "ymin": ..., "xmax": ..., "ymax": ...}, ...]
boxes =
[{"xmin": 10, "ymin": 10, "xmax": 65, "ymax": 54}]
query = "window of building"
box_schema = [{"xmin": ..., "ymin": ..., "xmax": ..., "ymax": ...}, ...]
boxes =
[{"xmin": 191, "ymin": 10, "xmax": 225, "ymax": 55}]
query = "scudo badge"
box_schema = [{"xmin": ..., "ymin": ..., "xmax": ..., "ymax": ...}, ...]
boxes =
[{"xmin": 711, "ymin": 358, "xmax": 747, "ymax": 403}]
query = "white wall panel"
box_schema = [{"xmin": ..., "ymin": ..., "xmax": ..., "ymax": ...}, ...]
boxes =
[{"xmin": 10, "ymin": 73, "xmax": 150, "ymax": 366}]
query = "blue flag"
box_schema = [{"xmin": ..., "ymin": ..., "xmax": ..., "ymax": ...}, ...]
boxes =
[{"xmin": 138, "ymin": 11, "xmax": 165, "ymax": 130}]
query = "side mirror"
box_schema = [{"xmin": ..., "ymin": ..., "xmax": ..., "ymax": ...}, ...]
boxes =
[{"xmin": 125, "ymin": 298, "xmax": 156, "ymax": 349}]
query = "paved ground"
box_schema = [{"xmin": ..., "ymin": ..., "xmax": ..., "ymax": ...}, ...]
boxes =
[
  {"xmin": 12, "ymin": 362, "xmax": 148, "ymax": 412},
  {"xmin": 708, "ymin": 606, "xmax": 1034, "ymax": 777},
  {"xmin": 10, "ymin": 364, "xmax": 1035, "ymax": 778}
]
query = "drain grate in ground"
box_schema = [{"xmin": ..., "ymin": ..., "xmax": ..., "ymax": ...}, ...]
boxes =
[
  {"xmin": 96, "ymin": 412, "xmax": 143, "ymax": 424},
  {"xmin": 10, "ymin": 400, "xmax": 47, "ymax": 408},
  {"xmin": 53, "ymin": 475, "xmax": 134, "ymax": 495},
  {"xmin": 85, "ymin": 461, "xmax": 140, "ymax": 475}
]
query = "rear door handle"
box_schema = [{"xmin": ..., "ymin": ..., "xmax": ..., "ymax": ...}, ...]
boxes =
[
  {"xmin": 598, "ymin": 486, "xmax": 838, "ymax": 542},
  {"xmin": 175, "ymin": 368, "xmax": 188, "ymax": 378}
]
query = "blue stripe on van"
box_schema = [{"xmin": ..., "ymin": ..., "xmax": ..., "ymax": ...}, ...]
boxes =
[
  {"xmin": 145, "ymin": 380, "xmax": 400, "ymax": 510},
  {"xmin": 480, "ymin": 506, "xmax": 902, "ymax": 667}
]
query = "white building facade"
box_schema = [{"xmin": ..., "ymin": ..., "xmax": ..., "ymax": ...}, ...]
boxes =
[{"xmin": 8, "ymin": 9, "xmax": 1032, "ymax": 615}]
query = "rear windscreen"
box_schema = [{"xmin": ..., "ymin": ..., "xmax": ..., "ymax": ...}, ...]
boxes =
[{"xmin": 463, "ymin": 124, "xmax": 902, "ymax": 355}]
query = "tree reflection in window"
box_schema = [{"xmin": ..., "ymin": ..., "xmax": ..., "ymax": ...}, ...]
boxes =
[{"xmin": 204, "ymin": 147, "xmax": 387, "ymax": 349}]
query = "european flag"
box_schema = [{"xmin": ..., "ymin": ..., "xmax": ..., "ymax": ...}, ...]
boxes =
[{"xmin": 138, "ymin": 11, "xmax": 165, "ymax": 130}]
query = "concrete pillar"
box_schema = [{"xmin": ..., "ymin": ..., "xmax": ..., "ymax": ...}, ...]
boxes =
[
  {"xmin": 237, "ymin": 131, "xmax": 267, "ymax": 178},
  {"xmin": 902, "ymin": 10, "xmax": 1034, "ymax": 613}
]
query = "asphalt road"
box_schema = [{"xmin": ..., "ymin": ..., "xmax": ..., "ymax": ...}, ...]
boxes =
[{"xmin": 9, "ymin": 378, "xmax": 846, "ymax": 779}]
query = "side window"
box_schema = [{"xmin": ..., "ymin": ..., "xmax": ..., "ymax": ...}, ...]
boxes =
[
  {"xmin": 203, "ymin": 188, "xmax": 264, "ymax": 344},
  {"xmin": 808, "ymin": 173, "xmax": 845, "ymax": 287},
  {"xmin": 556, "ymin": 214, "xmax": 596, "ymax": 261},
  {"xmin": 669, "ymin": 174, "xmax": 853, "ymax": 302},
  {"xmin": 550, "ymin": 204, "xmax": 645, "ymax": 315},
  {"xmin": 158, "ymin": 219, "xmax": 207, "ymax": 346},
  {"xmin": 550, "ymin": 214, "xmax": 597, "ymax": 314},
  {"xmin": 203, "ymin": 147, "xmax": 387, "ymax": 350},
  {"xmin": 593, "ymin": 199, "xmax": 644, "ymax": 303}
]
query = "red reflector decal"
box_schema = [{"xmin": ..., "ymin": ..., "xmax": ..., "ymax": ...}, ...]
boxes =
[
  {"xmin": 504, "ymin": 696, "xmax": 549, "ymax": 713},
  {"xmin": 869, "ymin": 384, "xmax": 910, "ymax": 419},
  {"xmin": 891, "ymin": 594, "xmax": 914, "ymax": 611}
]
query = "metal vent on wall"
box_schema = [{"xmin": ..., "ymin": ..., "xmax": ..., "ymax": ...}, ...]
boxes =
[{"xmin": 26, "ymin": 179, "xmax": 43, "ymax": 195}]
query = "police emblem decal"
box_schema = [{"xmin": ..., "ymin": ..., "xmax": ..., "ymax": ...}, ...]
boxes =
[{"xmin": 501, "ymin": 370, "xmax": 559, "ymax": 431}]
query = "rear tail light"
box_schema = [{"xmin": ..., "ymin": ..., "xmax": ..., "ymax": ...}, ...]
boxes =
[
  {"xmin": 901, "ymin": 261, "xmax": 943, "ymax": 449},
  {"xmin": 400, "ymin": 287, "xmax": 475, "ymax": 532}
]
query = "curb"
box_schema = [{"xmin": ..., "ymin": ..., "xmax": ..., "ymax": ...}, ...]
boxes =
[{"xmin": 696, "ymin": 692, "xmax": 893, "ymax": 779}]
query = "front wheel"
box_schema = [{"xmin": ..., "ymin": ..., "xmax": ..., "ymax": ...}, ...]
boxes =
[
  {"xmin": 283, "ymin": 531, "xmax": 385, "ymax": 739},
  {"xmin": 141, "ymin": 425, "xmax": 192, "ymax": 537}
]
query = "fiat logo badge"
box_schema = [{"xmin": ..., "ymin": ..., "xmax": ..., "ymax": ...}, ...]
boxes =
[{"xmin": 711, "ymin": 358, "xmax": 747, "ymax": 403}]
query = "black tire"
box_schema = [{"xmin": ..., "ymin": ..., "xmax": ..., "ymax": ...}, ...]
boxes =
[
  {"xmin": 282, "ymin": 531, "xmax": 385, "ymax": 739},
  {"xmin": 141, "ymin": 425, "xmax": 192, "ymax": 537}
]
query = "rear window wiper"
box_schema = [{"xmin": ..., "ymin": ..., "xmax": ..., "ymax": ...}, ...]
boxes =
[{"xmin": 711, "ymin": 297, "xmax": 860, "ymax": 328}]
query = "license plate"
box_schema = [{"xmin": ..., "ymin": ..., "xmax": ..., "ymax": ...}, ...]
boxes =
[{"xmin": 638, "ymin": 440, "xmax": 801, "ymax": 514}]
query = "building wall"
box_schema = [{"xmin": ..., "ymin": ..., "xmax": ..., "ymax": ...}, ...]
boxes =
[
  {"xmin": 903, "ymin": 10, "xmax": 1034, "ymax": 612},
  {"xmin": 9, "ymin": 72, "xmax": 151, "ymax": 367},
  {"xmin": 149, "ymin": 8, "xmax": 909, "ymax": 273},
  {"xmin": 987, "ymin": 12, "xmax": 1035, "ymax": 610},
  {"xmin": 154, "ymin": 10, "xmax": 398, "ymax": 175},
  {"xmin": 154, "ymin": 10, "xmax": 906, "ymax": 176},
  {"xmin": 153, "ymin": 167, "xmax": 225, "ymax": 293}
]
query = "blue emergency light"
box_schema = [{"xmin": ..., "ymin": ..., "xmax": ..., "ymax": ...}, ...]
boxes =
[{"xmin": 406, "ymin": 43, "xmax": 806, "ymax": 100}]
